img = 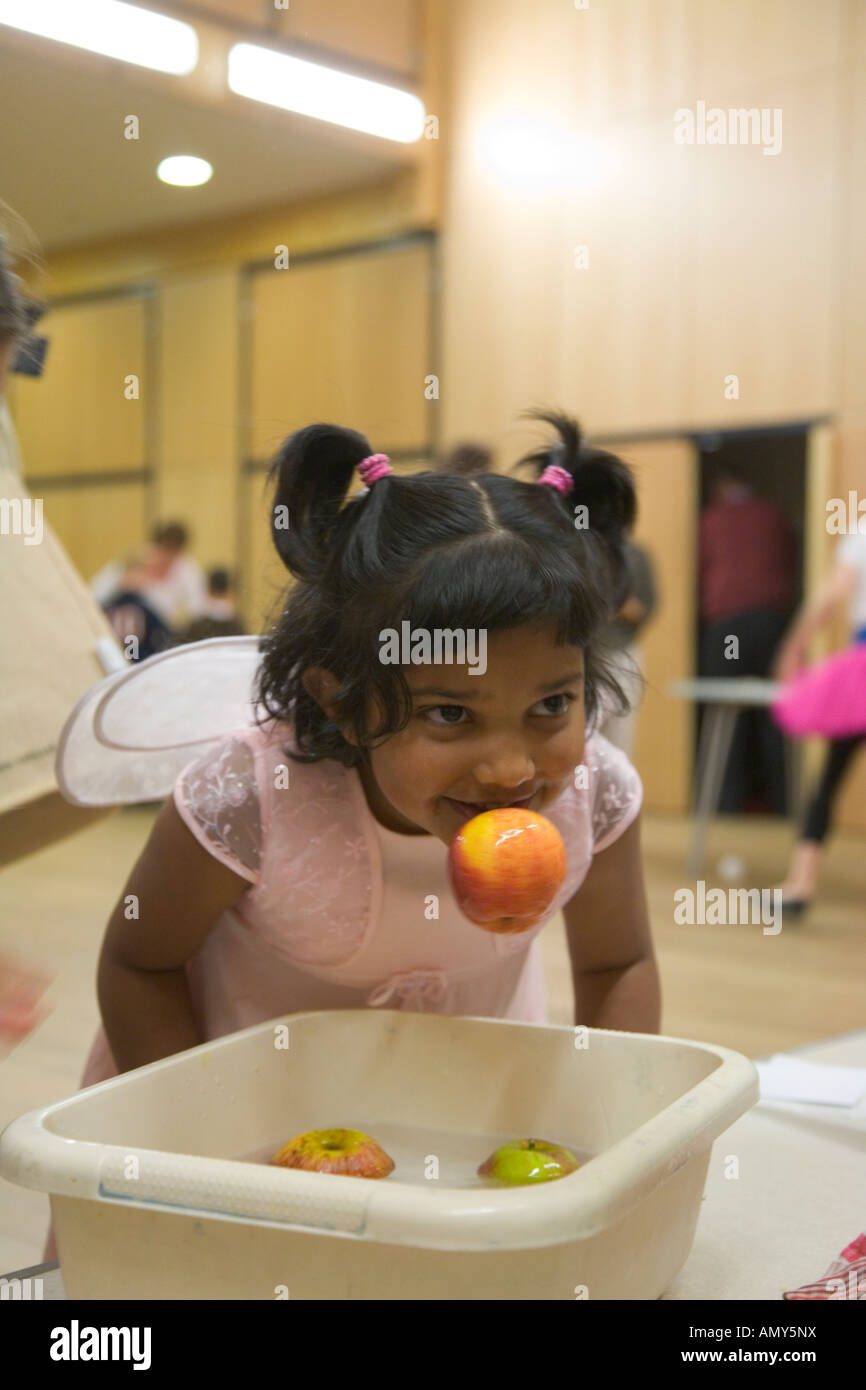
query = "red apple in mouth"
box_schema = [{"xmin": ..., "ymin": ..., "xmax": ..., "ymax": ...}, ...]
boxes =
[
  {"xmin": 270, "ymin": 1128, "xmax": 395, "ymax": 1178},
  {"xmin": 447, "ymin": 806, "xmax": 567, "ymax": 933}
]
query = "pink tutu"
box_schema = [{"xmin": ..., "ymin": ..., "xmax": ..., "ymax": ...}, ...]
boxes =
[{"xmin": 772, "ymin": 642, "xmax": 866, "ymax": 738}]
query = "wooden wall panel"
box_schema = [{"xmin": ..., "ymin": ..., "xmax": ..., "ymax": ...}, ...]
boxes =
[
  {"xmin": 8, "ymin": 296, "xmax": 148, "ymax": 476},
  {"xmin": 616, "ymin": 438, "xmax": 698, "ymax": 814},
  {"xmin": 157, "ymin": 268, "xmax": 239, "ymax": 569},
  {"xmin": 34, "ymin": 484, "xmax": 150, "ymax": 584},
  {"xmin": 247, "ymin": 240, "xmax": 432, "ymax": 463},
  {"xmin": 685, "ymin": 69, "xmax": 840, "ymax": 429},
  {"xmin": 441, "ymin": 0, "xmax": 846, "ymax": 445}
]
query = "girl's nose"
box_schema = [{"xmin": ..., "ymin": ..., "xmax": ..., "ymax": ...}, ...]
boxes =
[{"xmin": 473, "ymin": 747, "xmax": 536, "ymax": 789}]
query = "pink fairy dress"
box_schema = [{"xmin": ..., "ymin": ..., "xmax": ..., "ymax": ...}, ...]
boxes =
[
  {"xmin": 772, "ymin": 532, "xmax": 866, "ymax": 739},
  {"xmin": 78, "ymin": 719, "xmax": 642, "ymax": 1088}
]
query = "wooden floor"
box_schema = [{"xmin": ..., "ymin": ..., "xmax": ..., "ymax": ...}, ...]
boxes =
[{"xmin": 0, "ymin": 805, "xmax": 863, "ymax": 1273}]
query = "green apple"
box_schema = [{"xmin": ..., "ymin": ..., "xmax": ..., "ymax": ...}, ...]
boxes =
[{"xmin": 478, "ymin": 1137, "xmax": 579, "ymax": 1185}]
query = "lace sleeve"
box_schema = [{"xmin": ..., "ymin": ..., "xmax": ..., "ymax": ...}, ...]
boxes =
[
  {"xmin": 172, "ymin": 733, "xmax": 262, "ymax": 883},
  {"xmin": 587, "ymin": 734, "xmax": 643, "ymax": 853}
]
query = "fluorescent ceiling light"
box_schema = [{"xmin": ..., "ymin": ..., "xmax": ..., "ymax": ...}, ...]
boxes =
[
  {"xmin": 0, "ymin": 0, "xmax": 198, "ymax": 75},
  {"xmin": 228, "ymin": 43, "xmax": 424, "ymax": 143},
  {"xmin": 157, "ymin": 155, "xmax": 213, "ymax": 187}
]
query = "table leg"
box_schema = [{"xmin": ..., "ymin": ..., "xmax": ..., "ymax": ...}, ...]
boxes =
[{"xmin": 687, "ymin": 704, "xmax": 740, "ymax": 877}]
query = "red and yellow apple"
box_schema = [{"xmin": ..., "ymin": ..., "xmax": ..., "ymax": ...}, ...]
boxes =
[
  {"xmin": 448, "ymin": 807, "xmax": 566, "ymax": 933},
  {"xmin": 271, "ymin": 1128, "xmax": 395, "ymax": 1178},
  {"xmin": 478, "ymin": 1138, "xmax": 579, "ymax": 1185}
]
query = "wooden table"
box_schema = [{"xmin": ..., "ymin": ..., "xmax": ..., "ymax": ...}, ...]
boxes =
[{"xmin": 668, "ymin": 677, "xmax": 799, "ymax": 875}]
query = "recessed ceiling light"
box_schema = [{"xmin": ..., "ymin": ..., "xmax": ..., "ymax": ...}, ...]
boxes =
[
  {"xmin": 157, "ymin": 156, "xmax": 213, "ymax": 187},
  {"xmin": 0, "ymin": 0, "xmax": 198, "ymax": 75},
  {"xmin": 227, "ymin": 43, "xmax": 424, "ymax": 143}
]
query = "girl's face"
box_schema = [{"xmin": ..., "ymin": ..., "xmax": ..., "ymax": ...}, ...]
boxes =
[{"xmin": 308, "ymin": 623, "xmax": 587, "ymax": 848}]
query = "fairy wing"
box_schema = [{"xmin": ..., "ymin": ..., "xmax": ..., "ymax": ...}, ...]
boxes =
[{"xmin": 56, "ymin": 636, "xmax": 264, "ymax": 807}]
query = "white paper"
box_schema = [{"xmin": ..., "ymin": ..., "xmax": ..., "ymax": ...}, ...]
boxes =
[{"xmin": 756, "ymin": 1055, "xmax": 866, "ymax": 1107}]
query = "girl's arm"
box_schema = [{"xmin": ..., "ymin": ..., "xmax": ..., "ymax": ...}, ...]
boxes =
[
  {"xmin": 773, "ymin": 562, "xmax": 858, "ymax": 682},
  {"xmin": 562, "ymin": 814, "xmax": 661, "ymax": 1033},
  {"xmin": 97, "ymin": 796, "xmax": 251, "ymax": 1073}
]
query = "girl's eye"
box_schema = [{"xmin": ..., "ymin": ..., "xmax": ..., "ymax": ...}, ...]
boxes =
[
  {"xmin": 533, "ymin": 692, "xmax": 575, "ymax": 717},
  {"xmin": 420, "ymin": 693, "xmax": 577, "ymax": 726},
  {"xmin": 423, "ymin": 705, "xmax": 469, "ymax": 726}
]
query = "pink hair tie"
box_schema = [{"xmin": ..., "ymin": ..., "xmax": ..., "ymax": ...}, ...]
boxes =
[
  {"xmin": 357, "ymin": 453, "xmax": 392, "ymax": 485},
  {"xmin": 538, "ymin": 463, "xmax": 574, "ymax": 496}
]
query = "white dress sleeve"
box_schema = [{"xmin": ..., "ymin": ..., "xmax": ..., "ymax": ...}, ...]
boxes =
[
  {"xmin": 172, "ymin": 733, "xmax": 262, "ymax": 884},
  {"xmin": 586, "ymin": 734, "xmax": 643, "ymax": 853}
]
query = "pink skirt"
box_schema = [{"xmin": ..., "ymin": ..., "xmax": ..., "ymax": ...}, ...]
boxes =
[{"xmin": 772, "ymin": 642, "xmax": 866, "ymax": 738}]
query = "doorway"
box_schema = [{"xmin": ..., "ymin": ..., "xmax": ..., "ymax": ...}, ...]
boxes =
[{"xmin": 694, "ymin": 424, "xmax": 808, "ymax": 817}]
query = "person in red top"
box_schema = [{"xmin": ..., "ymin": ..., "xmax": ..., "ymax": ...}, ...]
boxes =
[{"xmin": 698, "ymin": 466, "xmax": 798, "ymax": 814}]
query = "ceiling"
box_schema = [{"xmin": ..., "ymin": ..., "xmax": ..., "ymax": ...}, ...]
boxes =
[{"xmin": 0, "ymin": 24, "xmax": 416, "ymax": 253}]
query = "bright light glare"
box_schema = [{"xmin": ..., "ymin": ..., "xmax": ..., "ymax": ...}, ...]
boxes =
[
  {"xmin": 477, "ymin": 117, "xmax": 607, "ymax": 192},
  {"xmin": 228, "ymin": 42, "xmax": 424, "ymax": 143},
  {"xmin": 157, "ymin": 156, "xmax": 213, "ymax": 187},
  {"xmin": 0, "ymin": 0, "xmax": 198, "ymax": 74}
]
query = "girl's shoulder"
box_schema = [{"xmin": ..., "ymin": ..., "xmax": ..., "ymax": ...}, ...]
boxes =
[
  {"xmin": 553, "ymin": 731, "xmax": 643, "ymax": 853},
  {"xmin": 171, "ymin": 715, "xmax": 349, "ymax": 884}
]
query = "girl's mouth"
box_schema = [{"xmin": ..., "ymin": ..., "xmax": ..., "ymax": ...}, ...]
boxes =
[{"xmin": 443, "ymin": 793, "xmax": 539, "ymax": 822}]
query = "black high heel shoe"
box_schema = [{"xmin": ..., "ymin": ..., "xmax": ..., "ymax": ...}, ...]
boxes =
[{"xmin": 779, "ymin": 896, "xmax": 812, "ymax": 920}]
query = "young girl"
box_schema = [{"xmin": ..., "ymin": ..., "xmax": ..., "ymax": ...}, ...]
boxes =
[{"xmin": 42, "ymin": 409, "xmax": 660, "ymax": 1258}]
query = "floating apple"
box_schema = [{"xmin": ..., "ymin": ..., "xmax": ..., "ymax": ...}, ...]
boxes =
[
  {"xmin": 448, "ymin": 807, "xmax": 566, "ymax": 933},
  {"xmin": 270, "ymin": 1128, "xmax": 395, "ymax": 1178},
  {"xmin": 478, "ymin": 1138, "xmax": 579, "ymax": 1185}
]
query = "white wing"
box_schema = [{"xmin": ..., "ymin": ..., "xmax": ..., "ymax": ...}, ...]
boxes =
[{"xmin": 56, "ymin": 636, "xmax": 264, "ymax": 807}]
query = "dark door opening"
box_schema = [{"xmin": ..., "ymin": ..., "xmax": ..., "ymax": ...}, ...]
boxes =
[{"xmin": 693, "ymin": 424, "xmax": 808, "ymax": 817}]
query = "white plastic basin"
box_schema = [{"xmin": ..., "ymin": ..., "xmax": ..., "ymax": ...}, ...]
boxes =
[{"xmin": 0, "ymin": 1010, "xmax": 759, "ymax": 1299}]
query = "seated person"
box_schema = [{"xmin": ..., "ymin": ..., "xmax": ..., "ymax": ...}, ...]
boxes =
[{"xmin": 179, "ymin": 567, "xmax": 247, "ymax": 644}]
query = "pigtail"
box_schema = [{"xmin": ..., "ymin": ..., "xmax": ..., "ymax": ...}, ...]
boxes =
[
  {"xmin": 516, "ymin": 408, "xmax": 637, "ymax": 618},
  {"xmin": 266, "ymin": 422, "xmax": 372, "ymax": 581},
  {"xmin": 516, "ymin": 408, "xmax": 636, "ymax": 545}
]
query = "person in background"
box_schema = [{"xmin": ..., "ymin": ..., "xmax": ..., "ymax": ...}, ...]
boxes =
[
  {"xmin": 771, "ymin": 523, "xmax": 866, "ymax": 914},
  {"xmin": 698, "ymin": 465, "xmax": 798, "ymax": 814},
  {"xmin": 599, "ymin": 529, "xmax": 658, "ymax": 757},
  {"xmin": 179, "ymin": 568, "xmax": 247, "ymax": 643},
  {"xmin": 90, "ymin": 521, "xmax": 209, "ymax": 631},
  {"xmin": 437, "ymin": 441, "xmax": 494, "ymax": 475}
]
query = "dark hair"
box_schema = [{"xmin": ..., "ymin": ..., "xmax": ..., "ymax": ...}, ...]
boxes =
[
  {"xmin": 150, "ymin": 521, "xmax": 189, "ymax": 550},
  {"xmin": 255, "ymin": 409, "xmax": 637, "ymax": 768},
  {"xmin": 0, "ymin": 233, "xmax": 45, "ymax": 350},
  {"xmin": 438, "ymin": 442, "xmax": 494, "ymax": 475},
  {"xmin": 208, "ymin": 567, "xmax": 231, "ymax": 594}
]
